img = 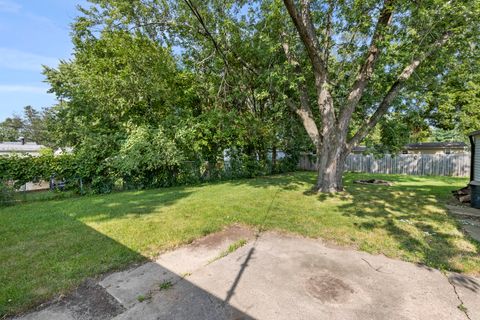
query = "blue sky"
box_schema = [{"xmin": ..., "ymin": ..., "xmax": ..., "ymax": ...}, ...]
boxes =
[{"xmin": 0, "ymin": 0, "xmax": 88, "ymax": 121}]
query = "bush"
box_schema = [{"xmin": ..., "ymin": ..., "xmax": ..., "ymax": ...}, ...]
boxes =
[{"xmin": 0, "ymin": 146, "xmax": 298, "ymax": 203}]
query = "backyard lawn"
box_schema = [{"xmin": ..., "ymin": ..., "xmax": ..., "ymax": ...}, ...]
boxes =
[{"xmin": 1, "ymin": 172, "xmax": 479, "ymax": 316}]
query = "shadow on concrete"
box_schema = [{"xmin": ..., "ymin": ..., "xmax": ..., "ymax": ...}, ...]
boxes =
[
  {"xmin": 7, "ymin": 220, "xmax": 256, "ymax": 319},
  {"xmin": 2, "ymin": 185, "xmax": 256, "ymax": 319},
  {"xmin": 4, "ymin": 171, "xmax": 478, "ymax": 317},
  {"xmin": 449, "ymin": 273, "xmax": 480, "ymax": 293},
  {"xmin": 97, "ymin": 259, "xmax": 256, "ymax": 320},
  {"xmin": 225, "ymin": 247, "xmax": 255, "ymax": 304}
]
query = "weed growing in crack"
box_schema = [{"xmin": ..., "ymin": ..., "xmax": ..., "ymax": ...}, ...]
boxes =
[{"xmin": 159, "ymin": 280, "xmax": 173, "ymax": 291}]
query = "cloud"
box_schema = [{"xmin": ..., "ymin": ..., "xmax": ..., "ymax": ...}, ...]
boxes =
[
  {"xmin": 0, "ymin": 0, "xmax": 21, "ymax": 13},
  {"xmin": 24, "ymin": 12, "xmax": 58, "ymax": 29},
  {"xmin": 0, "ymin": 85, "xmax": 49, "ymax": 94},
  {"xmin": 0, "ymin": 0, "xmax": 59, "ymax": 29},
  {"xmin": 0, "ymin": 48, "xmax": 59, "ymax": 71}
]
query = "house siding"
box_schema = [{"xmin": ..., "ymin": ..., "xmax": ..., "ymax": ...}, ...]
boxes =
[{"xmin": 475, "ymin": 135, "xmax": 480, "ymax": 182}]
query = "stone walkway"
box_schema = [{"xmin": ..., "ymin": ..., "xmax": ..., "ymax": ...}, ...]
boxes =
[{"xmin": 14, "ymin": 225, "xmax": 480, "ymax": 320}]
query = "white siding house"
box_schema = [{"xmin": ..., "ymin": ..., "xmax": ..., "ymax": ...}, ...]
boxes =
[
  {"xmin": 0, "ymin": 138, "xmax": 45, "ymax": 156},
  {"xmin": 469, "ymin": 130, "xmax": 480, "ymax": 209},
  {"xmin": 0, "ymin": 138, "xmax": 49, "ymax": 191},
  {"xmin": 470, "ymin": 131, "xmax": 480, "ymax": 182}
]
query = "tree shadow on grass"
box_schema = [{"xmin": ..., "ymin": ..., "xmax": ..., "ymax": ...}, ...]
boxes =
[
  {"xmin": 0, "ymin": 206, "xmax": 255, "ymax": 319},
  {"xmin": 224, "ymin": 171, "xmax": 316, "ymax": 191},
  {"xmin": 242, "ymin": 171, "xmax": 479, "ymax": 288},
  {"xmin": 47, "ymin": 188, "xmax": 194, "ymax": 222},
  {"xmin": 219, "ymin": 172, "xmax": 478, "ymax": 273},
  {"xmin": 335, "ymin": 181, "xmax": 480, "ymax": 280}
]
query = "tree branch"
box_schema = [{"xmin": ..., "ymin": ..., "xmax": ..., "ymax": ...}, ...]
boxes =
[
  {"xmin": 283, "ymin": 0, "xmax": 336, "ymax": 133},
  {"xmin": 323, "ymin": 0, "xmax": 334, "ymax": 64},
  {"xmin": 282, "ymin": 0, "xmax": 327, "ymax": 78},
  {"xmin": 183, "ymin": 0, "xmax": 230, "ymax": 68},
  {"xmin": 282, "ymin": 40, "xmax": 321, "ymax": 146},
  {"xmin": 347, "ymin": 31, "xmax": 452, "ymax": 150},
  {"xmin": 338, "ymin": 0, "xmax": 394, "ymax": 133},
  {"xmin": 183, "ymin": 0, "xmax": 259, "ymax": 76}
]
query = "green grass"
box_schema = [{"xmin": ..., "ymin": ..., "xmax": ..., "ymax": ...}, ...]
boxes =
[
  {"xmin": 3, "ymin": 189, "xmax": 77, "ymax": 206},
  {"xmin": 1, "ymin": 172, "xmax": 479, "ymax": 316},
  {"xmin": 211, "ymin": 239, "xmax": 248, "ymax": 263},
  {"xmin": 159, "ymin": 280, "xmax": 173, "ymax": 291}
]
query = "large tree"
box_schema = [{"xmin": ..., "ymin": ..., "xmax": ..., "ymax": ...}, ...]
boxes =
[
  {"xmin": 64, "ymin": 0, "xmax": 479, "ymax": 192},
  {"xmin": 279, "ymin": 0, "xmax": 478, "ymax": 191}
]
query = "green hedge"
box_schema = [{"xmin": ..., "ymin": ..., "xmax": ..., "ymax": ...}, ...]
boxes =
[{"xmin": 0, "ymin": 151, "xmax": 298, "ymax": 205}]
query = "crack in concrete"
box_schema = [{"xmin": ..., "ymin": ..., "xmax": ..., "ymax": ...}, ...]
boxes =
[
  {"xmin": 444, "ymin": 273, "xmax": 471, "ymax": 320},
  {"xmin": 360, "ymin": 258, "xmax": 392, "ymax": 274}
]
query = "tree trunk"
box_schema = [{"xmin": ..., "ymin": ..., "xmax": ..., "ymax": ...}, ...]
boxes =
[
  {"xmin": 314, "ymin": 144, "xmax": 347, "ymax": 192},
  {"xmin": 272, "ymin": 145, "xmax": 277, "ymax": 173}
]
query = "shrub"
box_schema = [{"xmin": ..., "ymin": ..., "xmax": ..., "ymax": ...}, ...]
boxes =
[{"xmin": 0, "ymin": 145, "xmax": 297, "ymax": 202}]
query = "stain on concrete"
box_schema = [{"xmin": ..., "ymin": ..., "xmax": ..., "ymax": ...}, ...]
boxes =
[
  {"xmin": 190, "ymin": 225, "xmax": 255, "ymax": 249},
  {"xmin": 305, "ymin": 274, "xmax": 354, "ymax": 303},
  {"xmin": 59, "ymin": 279, "xmax": 124, "ymax": 319},
  {"xmin": 12, "ymin": 279, "xmax": 124, "ymax": 320}
]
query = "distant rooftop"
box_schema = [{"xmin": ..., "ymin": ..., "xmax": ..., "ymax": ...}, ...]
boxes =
[
  {"xmin": 352, "ymin": 146, "xmax": 368, "ymax": 152},
  {"xmin": 405, "ymin": 142, "xmax": 467, "ymax": 149},
  {"xmin": 351, "ymin": 142, "xmax": 467, "ymax": 153},
  {"xmin": 0, "ymin": 141, "xmax": 45, "ymax": 153}
]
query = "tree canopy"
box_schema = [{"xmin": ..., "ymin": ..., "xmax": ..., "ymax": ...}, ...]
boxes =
[
  {"xmin": 0, "ymin": 106, "xmax": 54, "ymax": 146},
  {"xmin": 34, "ymin": 0, "xmax": 480, "ymax": 192}
]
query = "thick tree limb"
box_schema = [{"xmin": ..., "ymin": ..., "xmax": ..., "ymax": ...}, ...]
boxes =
[
  {"xmin": 286, "ymin": 99, "xmax": 321, "ymax": 146},
  {"xmin": 283, "ymin": 0, "xmax": 336, "ymax": 135},
  {"xmin": 338, "ymin": 0, "xmax": 394, "ymax": 133},
  {"xmin": 283, "ymin": 0, "xmax": 326, "ymax": 77},
  {"xmin": 323, "ymin": 0, "xmax": 334, "ymax": 64},
  {"xmin": 347, "ymin": 31, "xmax": 452, "ymax": 150},
  {"xmin": 282, "ymin": 40, "xmax": 321, "ymax": 146}
]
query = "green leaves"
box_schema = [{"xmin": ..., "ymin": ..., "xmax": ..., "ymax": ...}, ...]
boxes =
[
  {"xmin": 36, "ymin": 0, "xmax": 479, "ymax": 192},
  {"xmin": 116, "ymin": 126, "xmax": 184, "ymax": 175},
  {"xmin": 0, "ymin": 106, "xmax": 54, "ymax": 146},
  {"xmin": 44, "ymin": 30, "xmax": 195, "ymax": 144}
]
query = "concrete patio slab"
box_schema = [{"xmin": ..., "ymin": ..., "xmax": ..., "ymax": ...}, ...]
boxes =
[
  {"xmin": 13, "ymin": 226, "xmax": 480, "ymax": 320},
  {"xmin": 99, "ymin": 225, "xmax": 256, "ymax": 308},
  {"xmin": 446, "ymin": 204, "xmax": 480, "ymax": 218}
]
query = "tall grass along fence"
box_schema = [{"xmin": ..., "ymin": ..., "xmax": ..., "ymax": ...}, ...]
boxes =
[{"xmin": 298, "ymin": 153, "xmax": 471, "ymax": 177}]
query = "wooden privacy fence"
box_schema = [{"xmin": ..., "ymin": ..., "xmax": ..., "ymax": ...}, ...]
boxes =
[{"xmin": 298, "ymin": 153, "xmax": 471, "ymax": 177}]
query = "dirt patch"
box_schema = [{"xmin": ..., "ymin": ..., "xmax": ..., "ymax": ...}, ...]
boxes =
[
  {"xmin": 305, "ymin": 274, "xmax": 354, "ymax": 303},
  {"xmin": 353, "ymin": 179, "xmax": 392, "ymax": 186},
  {"xmin": 58, "ymin": 279, "xmax": 124, "ymax": 320},
  {"xmin": 190, "ymin": 224, "xmax": 255, "ymax": 249}
]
